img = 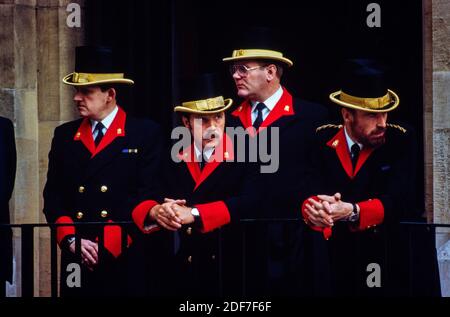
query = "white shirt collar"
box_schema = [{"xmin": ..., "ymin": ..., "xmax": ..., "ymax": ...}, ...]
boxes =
[
  {"xmin": 90, "ymin": 106, "xmax": 118, "ymax": 132},
  {"xmin": 344, "ymin": 126, "xmax": 363, "ymax": 152},
  {"xmin": 250, "ymin": 85, "xmax": 283, "ymax": 112},
  {"xmin": 194, "ymin": 144, "xmax": 215, "ymax": 162}
]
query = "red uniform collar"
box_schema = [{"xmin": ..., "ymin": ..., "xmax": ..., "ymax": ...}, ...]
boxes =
[
  {"xmin": 326, "ymin": 128, "xmax": 374, "ymax": 179},
  {"xmin": 74, "ymin": 106, "xmax": 126, "ymax": 157},
  {"xmin": 178, "ymin": 133, "xmax": 235, "ymax": 190},
  {"xmin": 231, "ymin": 87, "xmax": 295, "ymax": 136}
]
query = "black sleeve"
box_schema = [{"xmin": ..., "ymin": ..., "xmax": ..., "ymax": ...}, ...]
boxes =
[
  {"xmin": 123, "ymin": 122, "xmax": 165, "ymax": 238},
  {"xmin": 381, "ymin": 127, "xmax": 419, "ymax": 224},
  {"xmin": 134, "ymin": 122, "xmax": 164, "ymax": 208}
]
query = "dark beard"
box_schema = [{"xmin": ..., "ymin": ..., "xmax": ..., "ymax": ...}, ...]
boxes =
[{"xmin": 360, "ymin": 134, "xmax": 386, "ymax": 148}]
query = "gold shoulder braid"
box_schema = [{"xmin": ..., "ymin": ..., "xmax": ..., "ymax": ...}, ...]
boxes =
[
  {"xmin": 387, "ymin": 123, "xmax": 407, "ymax": 133},
  {"xmin": 316, "ymin": 124, "xmax": 343, "ymax": 133}
]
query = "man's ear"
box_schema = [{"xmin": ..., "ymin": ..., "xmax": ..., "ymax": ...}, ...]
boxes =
[
  {"xmin": 342, "ymin": 108, "xmax": 353, "ymax": 124},
  {"xmin": 106, "ymin": 88, "xmax": 116, "ymax": 102},
  {"xmin": 181, "ymin": 115, "xmax": 191, "ymax": 129},
  {"xmin": 266, "ymin": 64, "xmax": 277, "ymax": 81}
]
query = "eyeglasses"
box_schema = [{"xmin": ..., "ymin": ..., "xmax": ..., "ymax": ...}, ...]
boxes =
[{"xmin": 229, "ymin": 64, "xmax": 265, "ymax": 76}]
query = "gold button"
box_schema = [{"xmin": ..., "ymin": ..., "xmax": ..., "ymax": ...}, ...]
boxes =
[
  {"xmin": 100, "ymin": 185, "xmax": 108, "ymax": 193},
  {"xmin": 187, "ymin": 256, "xmax": 192, "ymax": 263},
  {"xmin": 76, "ymin": 212, "xmax": 84, "ymax": 219},
  {"xmin": 186, "ymin": 227, "xmax": 192, "ymax": 235},
  {"xmin": 100, "ymin": 210, "xmax": 108, "ymax": 218},
  {"xmin": 78, "ymin": 186, "xmax": 85, "ymax": 193}
]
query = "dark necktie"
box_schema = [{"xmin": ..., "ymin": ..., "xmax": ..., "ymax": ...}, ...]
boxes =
[
  {"xmin": 94, "ymin": 122, "xmax": 105, "ymax": 147},
  {"xmin": 198, "ymin": 152, "xmax": 208, "ymax": 170},
  {"xmin": 198, "ymin": 152, "xmax": 207, "ymax": 170},
  {"xmin": 253, "ymin": 102, "xmax": 266, "ymax": 130},
  {"xmin": 351, "ymin": 143, "xmax": 360, "ymax": 171}
]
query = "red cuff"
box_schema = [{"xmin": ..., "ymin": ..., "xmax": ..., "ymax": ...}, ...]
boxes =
[
  {"xmin": 55, "ymin": 216, "xmax": 75, "ymax": 245},
  {"xmin": 355, "ymin": 199, "xmax": 384, "ymax": 231},
  {"xmin": 132, "ymin": 200, "xmax": 160, "ymax": 233},
  {"xmin": 301, "ymin": 196, "xmax": 332, "ymax": 240},
  {"xmin": 195, "ymin": 201, "xmax": 230, "ymax": 233},
  {"xmin": 103, "ymin": 220, "xmax": 133, "ymax": 258}
]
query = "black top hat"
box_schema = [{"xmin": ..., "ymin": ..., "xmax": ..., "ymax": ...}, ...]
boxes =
[
  {"xmin": 174, "ymin": 73, "xmax": 233, "ymax": 114},
  {"xmin": 62, "ymin": 46, "xmax": 134, "ymax": 86},
  {"xmin": 223, "ymin": 26, "xmax": 293, "ymax": 67},
  {"xmin": 329, "ymin": 59, "xmax": 399, "ymax": 112}
]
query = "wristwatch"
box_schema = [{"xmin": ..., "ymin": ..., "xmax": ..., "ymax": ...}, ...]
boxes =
[
  {"xmin": 191, "ymin": 207, "xmax": 200, "ymax": 219},
  {"xmin": 66, "ymin": 236, "xmax": 76, "ymax": 245},
  {"xmin": 347, "ymin": 203, "xmax": 360, "ymax": 222},
  {"xmin": 62, "ymin": 235, "xmax": 76, "ymax": 250},
  {"xmin": 190, "ymin": 208, "xmax": 202, "ymax": 228}
]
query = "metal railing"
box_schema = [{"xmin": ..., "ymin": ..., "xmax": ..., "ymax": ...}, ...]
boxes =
[
  {"xmin": 1, "ymin": 221, "xmax": 133, "ymax": 297},
  {"xmin": 0, "ymin": 219, "xmax": 444, "ymax": 297}
]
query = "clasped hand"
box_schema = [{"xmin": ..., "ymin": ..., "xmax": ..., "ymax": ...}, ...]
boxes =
[
  {"xmin": 149, "ymin": 198, "xmax": 195, "ymax": 231},
  {"xmin": 303, "ymin": 192, "xmax": 354, "ymax": 228}
]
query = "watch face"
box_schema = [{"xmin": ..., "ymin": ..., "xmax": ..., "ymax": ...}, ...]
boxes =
[
  {"xmin": 191, "ymin": 208, "xmax": 200, "ymax": 216},
  {"xmin": 348, "ymin": 211, "xmax": 359, "ymax": 222}
]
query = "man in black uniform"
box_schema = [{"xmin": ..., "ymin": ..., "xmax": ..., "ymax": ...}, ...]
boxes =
[
  {"xmin": 0, "ymin": 116, "xmax": 16, "ymax": 297},
  {"xmin": 301, "ymin": 59, "xmax": 419, "ymax": 295},
  {"xmin": 222, "ymin": 29, "xmax": 328, "ymax": 295},
  {"xmin": 43, "ymin": 46, "xmax": 162, "ymax": 296},
  {"xmin": 132, "ymin": 73, "xmax": 259, "ymax": 296}
]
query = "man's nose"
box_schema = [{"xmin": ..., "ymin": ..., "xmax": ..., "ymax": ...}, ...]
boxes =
[
  {"xmin": 73, "ymin": 92, "xmax": 82, "ymax": 101},
  {"xmin": 377, "ymin": 114, "xmax": 387, "ymax": 128},
  {"xmin": 205, "ymin": 125, "xmax": 219, "ymax": 137},
  {"xmin": 232, "ymin": 71, "xmax": 242, "ymax": 80}
]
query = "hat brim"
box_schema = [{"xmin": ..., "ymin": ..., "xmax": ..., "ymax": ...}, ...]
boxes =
[
  {"xmin": 329, "ymin": 89, "xmax": 400, "ymax": 113},
  {"xmin": 222, "ymin": 55, "xmax": 293, "ymax": 67},
  {"xmin": 174, "ymin": 98, "xmax": 233, "ymax": 114},
  {"xmin": 62, "ymin": 73, "xmax": 134, "ymax": 86}
]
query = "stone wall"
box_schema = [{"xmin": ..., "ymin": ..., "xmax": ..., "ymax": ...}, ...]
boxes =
[
  {"xmin": 430, "ymin": 0, "xmax": 450, "ymax": 297},
  {"xmin": 0, "ymin": 0, "xmax": 84, "ymax": 296}
]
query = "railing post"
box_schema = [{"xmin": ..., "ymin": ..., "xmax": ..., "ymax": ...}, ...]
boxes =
[
  {"xmin": 50, "ymin": 226, "xmax": 58, "ymax": 297},
  {"xmin": 98, "ymin": 224, "xmax": 105, "ymax": 266},
  {"xmin": 408, "ymin": 224, "xmax": 413, "ymax": 296},
  {"xmin": 218, "ymin": 229, "xmax": 223, "ymax": 297},
  {"xmin": 121, "ymin": 223, "xmax": 128, "ymax": 292},
  {"xmin": 21, "ymin": 225, "xmax": 34, "ymax": 297},
  {"xmin": 121, "ymin": 223, "xmax": 128, "ymax": 257},
  {"xmin": 241, "ymin": 223, "xmax": 247, "ymax": 297}
]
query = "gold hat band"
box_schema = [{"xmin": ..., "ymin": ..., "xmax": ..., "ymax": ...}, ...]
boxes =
[
  {"xmin": 72, "ymin": 72, "xmax": 125, "ymax": 84},
  {"xmin": 232, "ymin": 49, "xmax": 284, "ymax": 59},
  {"xmin": 181, "ymin": 96, "xmax": 226, "ymax": 111},
  {"xmin": 339, "ymin": 91, "xmax": 392, "ymax": 110},
  {"xmin": 223, "ymin": 49, "xmax": 293, "ymax": 67}
]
